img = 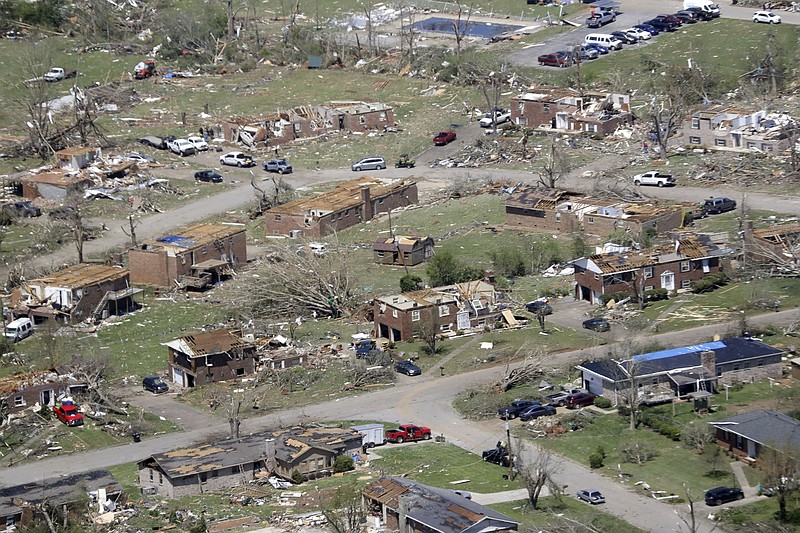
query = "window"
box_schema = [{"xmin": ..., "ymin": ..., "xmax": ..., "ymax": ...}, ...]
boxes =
[
  {"xmin": 681, "ymin": 279, "xmax": 691, "ymax": 288},
  {"xmin": 379, "ymin": 112, "xmax": 387, "ymax": 121},
  {"xmin": 652, "ymin": 378, "xmax": 658, "ymax": 385},
  {"xmin": 411, "ymin": 310, "xmax": 420, "ymax": 322},
  {"xmin": 199, "ymin": 472, "xmax": 207, "ymax": 482},
  {"xmin": 594, "ymin": 273, "xmax": 599, "ymax": 280},
  {"xmin": 392, "ymin": 310, "xmax": 398, "ymax": 318},
  {"xmin": 440, "ymin": 324, "xmax": 452, "ymax": 333},
  {"xmin": 274, "ymin": 214, "xmax": 281, "ymax": 221},
  {"xmin": 587, "ymin": 216, "xmax": 594, "ymax": 224},
  {"xmin": 376, "ymin": 251, "xmax": 384, "ymax": 258},
  {"xmin": 149, "ymin": 469, "xmax": 153, "ymax": 481},
  {"xmin": 644, "ymin": 285, "xmax": 654, "ymax": 291},
  {"xmin": 236, "ymin": 368, "xmax": 245, "ymax": 376},
  {"xmin": 555, "ymin": 212, "xmax": 561, "ymax": 222},
  {"xmin": 543, "ymin": 103, "xmax": 550, "ymax": 113},
  {"xmin": 690, "ymin": 117, "xmax": 700, "ymax": 129},
  {"xmin": 439, "ymin": 305, "xmax": 450, "ymax": 317},
  {"xmin": 714, "ymin": 138, "xmax": 727, "ymax": 147},
  {"xmin": 359, "ymin": 116, "xmax": 366, "ymax": 124},
  {"xmin": 689, "ymin": 136, "xmax": 701, "ymax": 144},
  {"xmin": 680, "ymin": 261, "xmax": 690, "ymax": 272},
  {"xmin": 159, "ymin": 473, "xmax": 163, "ymax": 485},
  {"xmin": 643, "ymin": 267, "xmax": 653, "ymax": 279},
  {"xmin": 14, "ymin": 396, "xmax": 23, "ymax": 407},
  {"xmin": 747, "ymin": 142, "xmax": 756, "ymax": 149},
  {"xmin": 762, "ymin": 143, "xmax": 773, "ymax": 152}
]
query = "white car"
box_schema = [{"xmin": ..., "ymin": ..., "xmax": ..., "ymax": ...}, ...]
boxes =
[
  {"xmin": 753, "ymin": 11, "xmax": 781, "ymax": 24},
  {"xmin": 187, "ymin": 136, "xmax": 209, "ymax": 151},
  {"xmin": 479, "ymin": 110, "xmax": 511, "ymax": 128},
  {"xmin": 126, "ymin": 153, "xmax": 156, "ymax": 163},
  {"xmin": 166, "ymin": 138, "xmax": 196, "ymax": 156},
  {"xmin": 624, "ymin": 27, "xmax": 651, "ymax": 40},
  {"xmin": 220, "ymin": 151, "xmax": 255, "ymax": 167}
]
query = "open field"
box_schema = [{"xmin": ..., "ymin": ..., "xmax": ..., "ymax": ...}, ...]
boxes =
[{"xmin": 491, "ymin": 497, "xmax": 646, "ymax": 532}]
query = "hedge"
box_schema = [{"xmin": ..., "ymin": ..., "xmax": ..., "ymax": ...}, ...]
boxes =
[
  {"xmin": 640, "ymin": 413, "xmax": 682, "ymax": 441},
  {"xmin": 691, "ymin": 273, "xmax": 729, "ymax": 294}
]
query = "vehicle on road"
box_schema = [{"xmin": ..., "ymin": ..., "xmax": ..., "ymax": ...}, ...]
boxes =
[
  {"xmin": 394, "ymin": 360, "xmax": 422, "ymax": 376},
  {"xmin": 53, "ymin": 401, "xmax": 84, "ymax": 426},
  {"xmin": 264, "ymin": 159, "xmax": 293, "ymax": 174},
  {"xmin": 498, "ymin": 399, "xmax": 542, "ymax": 419},
  {"xmin": 187, "ymin": 136, "xmax": 209, "ymax": 152},
  {"xmin": 395, "ymin": 154, "xmax": 416, "ymax": 168},
  {"xmin": 194, "ymin": 170, "xmax": 223, "ymax": 183},
  {"xmin": 138, "ymin": 136, "xmax": 166, "ymax": 149},
  {"xmin": 525, "ymin": 300, "xmax": 553, "ymax": 315},
  {"xmin": 577, "ymin": 489, "xmax": 605, "ymax": 505},
  {"xmin": 565, "ymin": 392, "xmax": 598, "ymax": 409},
  {"xmin": 167, "ymin": 138, "xmax": 196, "ymax": 156},
  {"xmin": 143, "ymin": 376, "xmax": 169, "ymax": 394},
  {"xmin": 220, "ymin": 151, "xmax": 256, "ymax": 167},
  {"xmin": 537, "ymin": 51, "xmax": 574, "ymax": 68},
  {"xmin": 701, "ymin": 197, "xmax": 737, "ymax": 215},
  {"xmin": 351, "ymin": 156, "xmax": 386, "ymax": 171},
  {"xmin": 126, "ymin": 153, "xmax": 156, "ymax": 164},
  {"xmin": 586, "ymin": 10, "xmax": 615, "ymax": 28},
  {"xmin": 633, "ymin": 171, "xmax": 675, "ymax": 187},
  {"xmin": 546, "ymin": 387, "xmax": 586, "ymax": 407},
  {"xmin": 2, "ymin": 201, "xmax": 41, "ymax": 218},
  {"xmin": 583, "ymin": 317, "xmax": 610, "ymax": 332},
  {"xmin": 753, "ymin": 11, "xmax": 781, "ymax": 24},
  {"xmin": 482, "ymin": 445, "xmax": 511, "ymax": 467},
  {"xmin": 704, "ymin": 487, "xmax": 744, "ymax": 506},
  {"xmin": 479, "ymin": 110, "xmax": 511, "ymax": 128},
  {"xmin": 433, "ymin": 130, "xmax": 457, "ymax": 146},
  {"xmin": 385, "ymin": 424, "xmax": 431, "ymax": 443},
  {"xmin": 519, "ymin": 404, "xmax": 557, "ymax": 421}
]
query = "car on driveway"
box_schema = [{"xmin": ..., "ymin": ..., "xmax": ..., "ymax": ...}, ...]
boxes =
[
  {"xmin": 2, "ymin": 201, "xmax": 41, "ymax": 218},
  {"xmin": 433, "ymin": 130, "xmax": 457, "ymax": 146},
  {"xmin": 264, "ymin": 159, "xmax": 293, "ymax": 174},
  {"xmin": 479, "ymin": 110, "xmax": 511, "ymax": 128},
  {"xmin": 351, "ymin": 156, "xmax": 386, "ymax": 171},
  {"xmin": 220, "ymin": 151, "xmax": 256, "ymax": 167},
  {"xmin": 167, "ymin": 138, "xmax": 196, "ymax": 156},
  {"xmin": 582, "ymin": 317, "xmax": 610, "ymax": 332},
  {"xmin": 701, "ymin": 197, "xmax": 737, "ymax": 215},
  {"xmin": 482, "ymin": 445, "xmax": 511, "ymax": 467},
  {"xmin": 394, "ymin": 360, "xmax": 422, "ymax": 376},
  {"xmin": 565, "ymin": 392, "xmax": 597, "ymax": 409},
  {"xmin": 705, "ymin": 487, "xmax": 744, "ymax": 506},
  {"xmin": 753, "ymin": 11, "xmax": 781, "ymax": 24},
  {"xmin": 525, "ymin": 300, "xmax": 553, "ymax": 315},
  {"xmin": 498, "ymin": 399, "xmax": 542, "ymax": 419},
  {"xmin": 538, "ymin": 51, "xmax": 574, "ymax": 67},
  {"xmin": 577, "ymin": 489, "xmax": 605, "ymax": 504},
  {"xmin": 194, "ymin": 170, "xmax": 223, "ymax": 183},
  {"xmin": 143, "ymin": 375, "xmax": 169, "ymax": 394},
  {"xmin": 633, "ymin": 171, "xmax": 675, "ymax": 187},
  {"xmin": 519, "ymin": 404, "xmax": 557, "ymax": 422},
  {"xmin": 187, "ymin": 136, "xmax": 209, "ymax": 152}
]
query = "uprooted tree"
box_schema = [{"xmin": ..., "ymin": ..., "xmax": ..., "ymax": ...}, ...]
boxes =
[{"xmin": 496, "ymin": 345, "xmax": 549, "ymax": 392}]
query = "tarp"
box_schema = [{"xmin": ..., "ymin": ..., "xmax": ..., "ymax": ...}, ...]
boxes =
[{"xmin": 631, "ymin": 341, "xmax": 726, "ymax": 363}]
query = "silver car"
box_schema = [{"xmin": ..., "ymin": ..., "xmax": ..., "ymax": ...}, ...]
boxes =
[{"xmin": 351, "ymin": 156, "xmax": 386, "ymax": 171}]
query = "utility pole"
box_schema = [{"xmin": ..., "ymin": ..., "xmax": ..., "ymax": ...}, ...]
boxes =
[{"xmin": 506, "ymin": 419, "xmax": 515, "ymax": 481}]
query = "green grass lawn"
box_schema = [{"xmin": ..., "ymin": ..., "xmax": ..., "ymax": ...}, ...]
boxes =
[{"xmin": 491, "ymin": 498, "xmax": 645, "ymax": 533}]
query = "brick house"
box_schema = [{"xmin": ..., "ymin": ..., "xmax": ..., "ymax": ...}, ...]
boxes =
[
  {"xmin": 8, "ymin": 263, "xmax": 141, "ymax": 325},
  {"xmin": 138, "ymin": 428, "xmax": 362, "ymax": 498},
  {"xmin": 165, "ymin": 328, "xmax": 256, "ymax": 388},
  {"xmin": 504, "ymin": 186, "xmax": 684, "ymax": 237},
  {"xmin": 511, "ymin": 89, "xmax": 632, "ymax": 135},
  {"xmin": 683, "ymin": 104, "xmax": 798, "ymax": 152},
  {"xmin": 571, "ymin": 234, "xmax": 729, "ymax": 304},
  {"xmin": 709, "ymin": 410, "xmax": 800, "ymax": 461},
  {"xmin": 363, "ymin": 476, "xmax": 519, "ymax": 533},
  {"xmin": 321, "ymin": 101, "xmax": 395, "ymax": 132},
  {"xmin": 128, "ymin": 223, "xmax": 247, "ymax": 288},
  {"xmin": 373, "ymin": 235, "xmax": 434, "ymax": 266},
  {"xmin": 0, "ymin": 370, "xmax": 87, "ymax": 414},
  {"xmin": 263, "ymin": 178, "xmax": 418, "ymax": 238},
  {"xmin": 576, "ymin": 337, "xmax": 784, "ymax": 404}
]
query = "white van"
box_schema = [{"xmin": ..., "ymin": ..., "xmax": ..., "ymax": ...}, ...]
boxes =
[
  {"xmin": 584, "ymin": 33, "xmax": 623, "ymax": 51},
  {"xmin": 5, "ymin": 318, "xmax": 33, "ymax": 342},
  {"xmin": 684, "ymin": 0, "xmax": 720, "ymax": 17}
]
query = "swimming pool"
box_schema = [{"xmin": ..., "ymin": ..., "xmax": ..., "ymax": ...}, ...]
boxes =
[{"xmin": 408, "ymin": 17, "xmax": 524, "ymax": 38}]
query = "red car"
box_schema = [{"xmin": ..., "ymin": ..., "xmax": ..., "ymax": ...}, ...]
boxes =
[
  {"xmin": 433, "ymin": 131, "xmax": 457, "ymax": 146},
  {"xmin": 538, "ymin": 51, "xmax": 574, "ymax": 68},
  {"xmin": 385, "ymin": 424, "xmax": 432, "ymax": 443},
  {"xmin": 565, "ymin": 392, "xmax": 597, "ymax": 409},
  {"xmin": 53, "ymin": 403, "xmax": 84, "ymax": 426}
]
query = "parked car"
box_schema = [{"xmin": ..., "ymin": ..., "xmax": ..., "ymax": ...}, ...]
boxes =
[
  {"xmin": 582, "ymin": 317, "xmax": 611, "ymax": 332},
  {"xmin": 583, "ymin": 43, "xmax": 609, "ymax": 55},
  {"xmin": 611, "ymin": 31, "xmax": 638, "ymax": 45},
  {"xmin": 633, "ymin": 171, "xmax": 675, "ymax": 187},
  {"xmin": 577, "ymin": 489, "xmax": 605, "ymax": 505},
  {"xmin": 167, "ymin": 138, "xmax": 196, "ymax": 156},
  {"xmin": 187, "ymin": 136, "xmax": 209, "ymax": 151},
  {"xmin": 194, "ymin": 170, "xmax": 223, "ymax": 183},
  {"xmin": 143, "ymin": 375, "xmax": 169, "ymax": 394},
  {"xmin": 482, "ymin": 445, "xmax": 511, "ymax": 467},
  {"xmin": 586, "ymin": 10, "xmax": 615, "ymax": 28},
  {"xmin": 394, "ymin": 360, "xmax": 422, "ymax": 376},
  {"xmin": 704, "ymin": 487, "xmax": 744, "ymax": 506},
  {"xmin": 753, "ymin": 11, "xmax": 781, "ymax": 24},
  {"xmin": 623, "ymin": 27, "xmax": 651, "ymax": 40},
  {"xmin": 525, "ymin": 300, "xmax": 553, "ymax": 315},
  {"xmin": 385, "ymin": 424, "xmax": 431, "ymax": 443},
  {"xmin": 538, "ymin": 51, "xmax": 574, "ymax": 67},
  {"xmin": 351, "ymin": 156, "xmax": 386, "ymax": 171},
  {"xmin": 657, "ymin": 14, "xmax": 684, "ymax": 26},
  {"xmin": 479, "ymin": 110, "xmax": 511, "ymax": 128},
  {"xmin": 498, "ymin": 399, "xmax": 542, "ymax": 419},
  {"xmin": 633, "ymin": 23, "xmax": 660, "ymax": 36},
  {"xmin": 220, "ymin": 151, "xmax": 256, "ymax": 167},
  {"xmin": 565, "ymin": 392, "xmax": 597, "ymax": 409},
  {"xmin": 575, "ymin": 46, "xmax": 600, "ymax": 61},
  {"xmin": 701, "ymin": 197, "xmax": 737, "ymax": 215},
  {"xmin": 138, "ymin": 135, "xmax": 166, "ymax": 149},
  {"xmin": 53, "ymin": 402, "xmax": 84, "ymax": 426},
  {"xmin": 2, "ymin": 201, "xmax": 41, "ymax": 218},
  {"xmin": 673, "ymin": 11, "xmax": 698, "ymax": 24},
  {"xmin": 263, "ymin": 159, "xmax": 293, "ymax": 174},
  {"xmin": 433, "ymin": 130, "xmax": 457, "ymax": 146},
  {"xmin": 126, "ymin": 152, "xmax": 156, "ymax": 164},
  {"xmin": 644, "ymin": 18, "xmax": 677, "ymax": 31},
  {"xmin": 685, "ymin": 6, "xmax": 714, "ymax": 20},
  {"xmin": 546, "ymin": 387, "xmax": 586, "ymax": 407},
  {"xmin": 519, "ymin": 404, "xmax": 557, "ymax": 421},
  {"xmin": 48, "ymin": 205, "xmax": 78, "ymax": 220}
]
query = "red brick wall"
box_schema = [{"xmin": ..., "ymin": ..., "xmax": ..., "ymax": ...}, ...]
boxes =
[
  {"xmin": 342, "ymin": 109, "xmax": 395, "ymax": 131},
  {"xmin": 505, "ymin": 206, "xmax": 579, "ymax": 233},
  {"xmin": 129, "ymin": 249, "xmax": 171, "ymax": 286},
  {"xmin": 511, "ymin": 99, "xmax": 557, "ymax": 128},
  {"xmin": 373, "ymin": 300, "xmax": 459, "ymax": 341}
]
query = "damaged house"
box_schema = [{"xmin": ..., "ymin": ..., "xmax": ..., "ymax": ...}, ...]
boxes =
[
  {"xmin": 577, "ymin": 337, "xmax": 784, "ymax": 405},
  {"xmin": 744, "ymin": 221, "xmax": 800, "ymax": 274},
  {"xmin": 263, "ymin": 177, "xmax": 418, "ymax": 238},
  {"xmin": 505, "ymin": 187, "xmax": 685, "ymax": 237},
  {"xmin": 165, "ymin": 328, "xmax": 256, "ymax": 388},
  {"xmin": 0, "ymin": 370, "xmax": 87, "ymax": 414},
  {"xmin": 138, "ymin": 427, "xmax": 362, "ymax": 498},
  {"xmin": 511, "ymin": 89, "xmax": 632, "ymax": 135},
  {"xmin": 373, "ymin": 235, "xmax": 434, "ymax": 266},
  {"xmin": 373, "ymin": 280, "xmax": 501, "ymax": 342},
  {"xmin": 684, "ymin": 104, "xmax": 799, "ymax": 152},
  {"xmin": 128, "ymin": 223, "xmax": 247, "ymax": 289},
  {"xmin": 8, "ymin": 263, "xmax": 141, "ymax": 325},
  {"xmin": 363, "ymin": 476, "xmax": 519, "ymax": 533},
  {"xmin": 571, "ymin": 234, "xmax": 729, "ymax": 304}
]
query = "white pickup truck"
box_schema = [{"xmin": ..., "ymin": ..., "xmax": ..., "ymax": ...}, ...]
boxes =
[
  {"xmin": 43, "ymin": 68, "xmax": 76, "ymax": 82},
  {"xmin": 633, "ymin": 171, "xmax": 675, "ymax": 187}
]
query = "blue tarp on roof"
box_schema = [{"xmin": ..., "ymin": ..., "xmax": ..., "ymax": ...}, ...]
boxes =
[
  {"xmin": 156, "ymin": 236, "xmax": 197, "ymax": 248},
  {"xmin": 631, "ymin": 341, "xmax": 726, "ymax": 364}
]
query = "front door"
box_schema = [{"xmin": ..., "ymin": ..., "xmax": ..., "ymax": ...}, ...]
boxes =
[{"xmin": 661, "ymin": 271, "xmax": 675, "ymax": 291}]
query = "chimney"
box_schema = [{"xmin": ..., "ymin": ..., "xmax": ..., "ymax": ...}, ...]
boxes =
[
  {"xmin": 361, "ymin": 187, "xmax": 373, "ymax": 221},
  {"xmin": 265, "ymin": 438, "xmax": 277, "ymax": 472},
  {"xmin": 700, "ymin": 350, "xmax": 716, "ymax": 378}
]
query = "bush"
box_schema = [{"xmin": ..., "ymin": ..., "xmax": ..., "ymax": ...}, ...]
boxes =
[
  {"xmin": 400, "ymin": 274, "xmax": 423, "ymax": 292},
  {"xmin": 291, "ymin": 470, "xmax": 304, "ymax": 484},
  {"xmin": 644, "ymin": 288, "xmax": 668, "ymax": 302},
  {"xmin": 621, "ymin": 439, "xmax": 657, "ymax": 465},
  {"xmin": 690, "ymin": 273, "xmax": 729, "ymax": 294},
  {"xmin": 333, "ymin": 455, "xmax": 355, "ymax": 473},
  {"xmin": 589, "ymin": 453, "xmax": 604, "ymax": 469},
  {"xmin": 640, "ymin": 413, "xmax": 682, "ymax": 441},
  {"xmin": 594, "ymin": 397, "xmax": 612, "ymax": 409},
  {"xmin": 600, "ymin": 291, "xmax": 632, "ymax": 305}
]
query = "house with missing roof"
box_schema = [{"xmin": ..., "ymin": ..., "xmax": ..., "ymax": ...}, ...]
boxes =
[
  {"xmin": 576, "ymin": 337, "xmax": 784, "ymax": 405},
  {"xmin": 511, "ymin": 89, "xmax": 632, "ymax": 135},
  {"xmin": 571, "ymin": 234, "xmax": 729, "ymax": 304},
  {"xmin": 363, "ymin": 476, "xmax": 519, "ymax": 533},
  {"xmin": 684, "ymin": 104, "xmax": 798, "ymax": 153},
  {"xmin": 0, "ymin": 370, "xmax": 87, "ymax": 414},
  {"xmin": 0, "ymin": 470, "xmax": 122, "ymax": 531},
  {"xmin": 165, "ymin": 328, "xmax": 256, "ymax": 388},
  {"xmin": 504, "ymin": 187, "xmax": 685, "ymax": 237},
  {"xmin": 8, "ymin": 263, "xmax": 141, "ymax": 324},
  {"xmin": 128, "ymin": 223, "xmax": 247, "ymax": 289},
  {"xmin": 709, "ymin": 410, "xmax": 800, "ymax": 461},
  {"xmin": 262, "ymin": 177, "xmax": 418, "ymax": 239},
  {"xmin": 744, "ymin": 221, "xmax": 800, "ymax": 273},
  {"xmin": 138, "ymin": 428, "xmax": 362, "ymax": 498},
  {"xmin": 373, "ymin": 235, "xmax": 434, "ymax": 266}
]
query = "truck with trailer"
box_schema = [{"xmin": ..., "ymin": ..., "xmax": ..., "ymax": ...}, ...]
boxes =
[{"xmin": 350, "ymin": 423, "xmax": 386, "ymax": 448}]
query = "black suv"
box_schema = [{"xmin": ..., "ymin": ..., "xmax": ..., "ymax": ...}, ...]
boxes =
[
  {"xmin": 705, "ymin": 486, "xmax": 744, "ymax": 506},
  {"xmin": 143, "ymin": 376, "xmax": 169, "ymax": 394},
  {"xmin": 2, "ymin": 201, "xmax": 41, "ymax": 218},
  {"xmin": 498, "ymin": 399, "xmax": 542, "ymax": 419},
  {"xmin": 701, "ymin": 197, "xmax": 737, "ymax": 216}
]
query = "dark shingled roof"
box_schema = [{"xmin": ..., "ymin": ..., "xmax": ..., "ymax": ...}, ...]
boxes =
[{"xmin": 709, "ymin": 410, "xmax": 800, "ymax": 450}]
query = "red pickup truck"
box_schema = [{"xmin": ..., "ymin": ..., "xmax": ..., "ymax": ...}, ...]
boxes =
[
  {"xmin": 385, "ymin": 424, "xmax": 432, "ymax": 444},
  {"xmin": 433, "ymin": 131, "xmax": 457, "ymax": 146},
  {"xmin": 53, "ymin": 403, "xmax": 84, "ymax": 426}
]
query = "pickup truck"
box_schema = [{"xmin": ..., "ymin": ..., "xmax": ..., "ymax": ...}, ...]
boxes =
[
  {"xmin": 385, "ymin": 424, "xmax": 431, "ymax": 443},
  {"xmin": 43, "ymin": 68, "xmax": 77, "ymax": 82},
  {"xmin": 264, "ymin": 159, "xmax": 293, "ymax": 174},
  {"xmin": 53, "ymin": 403, "xmax": 84, "ymax": 426},
  {"xmin": 433, "ymin": 131, "xmax": 457, "ymax": 146},
  {"xmin": 633, "ymin": 171, "xmax": 675, "ymax": 187},
  {"xmin": 498, "ymin": 399, "xmax": 541, "ymax": 419},
  {"xmin": 545, "ymin": 388, "xmax": 585, "ymax": 407},
  {"xmin": 586, "ymin": 10, "xmax": 616, "ymax": 28}
]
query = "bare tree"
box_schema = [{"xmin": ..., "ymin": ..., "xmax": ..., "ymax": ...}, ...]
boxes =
[
  {"xmin": 761, "ymin": 444, "xmax": 800, "ymax": 523},
  {"xmin": 516, "ymin": 443, "xmax": 561, "ymax": 510},
  {"xmin": 323, "ymin": 481, "xmax": 367, "ymax": 533},
  {"xmin": 537, "ymin": 138, "xmax": 572, "ymax": 189},
  {"xmin": 250, "ymin": 174, "xmax": 295, "ymax": 218},
  {"xmin": 451, "ymin": 1, "xmax": 473, "ymax": 63},
  {"xmin": 397, "ymin": 2, "xmax": 417, "ymax": 59},
  {"xmin": 675, "ymin": 484, "xmax": 716, "ymax": 533},
  {"xmin": 496, "ymin": 345, "xmax": 548, "ymax": 392},
  {"xmin": 417, "ymin": 308, "xmax": 441, "ymax": 355}
]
